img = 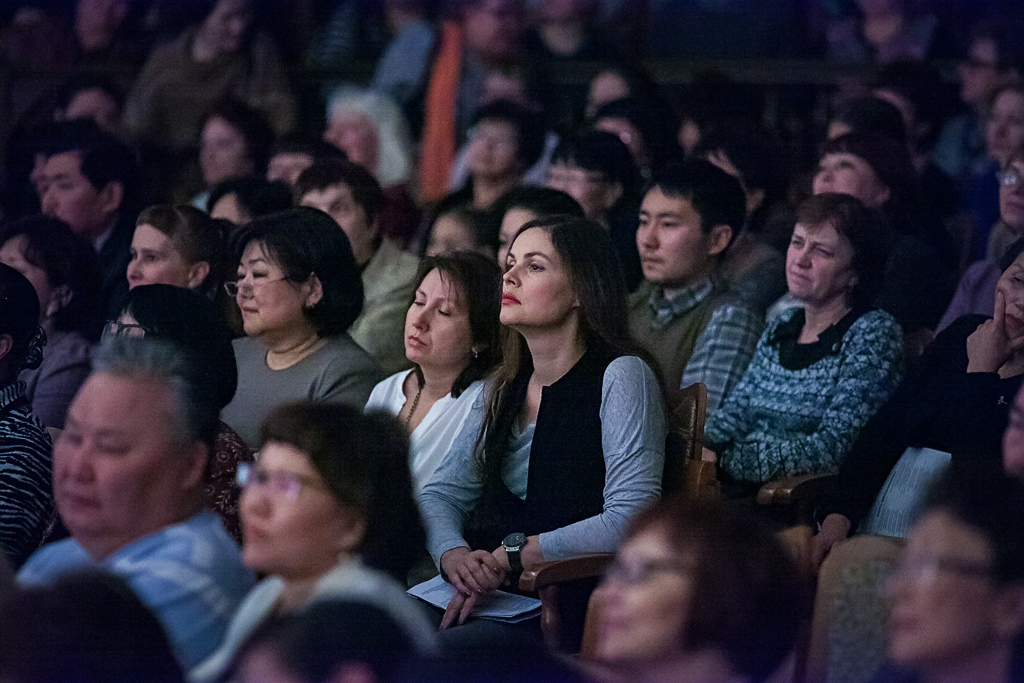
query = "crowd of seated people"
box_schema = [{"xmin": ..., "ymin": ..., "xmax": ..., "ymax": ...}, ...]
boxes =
[{"xmin": 6, "ymin": 2, "xmax": 1024, "ymax": 682}]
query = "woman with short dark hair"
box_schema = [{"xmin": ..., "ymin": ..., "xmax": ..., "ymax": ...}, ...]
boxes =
[
  {"xmin": 192, "ymin": 402, "xmax": 437, "ymax": 681},
  {"xmin": 220, "ymin": 207, "xmax": 381, "ymax": 448},
  {"xmin": 703, "ymin": 193, "xmax": 904, "ymax": 495}
]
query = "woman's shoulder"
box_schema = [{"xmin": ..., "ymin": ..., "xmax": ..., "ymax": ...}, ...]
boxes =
[
  {"xmin": 604, "ymin": 354, "xmax": 658, "ymax": 381},
  {"xmin": 321, "ymin": 334, "xmax": 383, "ymax": 367},
  {"xmin": 848, "ymin": 309, "xmax": 902, "ymax": 336},
  {"xmin": 602, "ymin": 355, "xmax": 661, "ymax": 400},
  {"xmin": 367, "ymin": 369, "xmax": 414, "ymax": 411}
]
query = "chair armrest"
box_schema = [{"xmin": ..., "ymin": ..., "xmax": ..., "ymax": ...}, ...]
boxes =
[
  {"xmin": 757, "ymin": 474, "xmax": 838, "ymax": 506},
  {"xmin": 519, "ymin": 553, "xmax": 615, "ymax": 593}
]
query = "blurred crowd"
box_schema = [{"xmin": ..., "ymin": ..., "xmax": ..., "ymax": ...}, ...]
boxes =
[{"xmin": 0, "ymin": 1, "xmax": 1023, "ymax": 683}]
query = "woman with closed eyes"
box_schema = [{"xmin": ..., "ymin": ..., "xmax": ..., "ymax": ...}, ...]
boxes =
[{"xmin": 365, "ymin": 251, "xmax": 501, "ymax": 492}]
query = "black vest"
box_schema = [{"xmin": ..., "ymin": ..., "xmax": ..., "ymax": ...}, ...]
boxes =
[{"xmin": 468, "ymin": 347, "xmax": 614, "ymax": 551}]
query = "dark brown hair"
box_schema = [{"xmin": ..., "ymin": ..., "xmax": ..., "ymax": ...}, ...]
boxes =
[
  {"xmin": 795, "ymin": 193, "xmax": 889, "ymax": 312},
  {"xmin": 260, "ymin": 402, "xmax": 425, "ymax": 579},
  {"xmin": 476, "ymin": 215, "xmax": 650, "ymax": 477},
  {"xmin": 623, "ymin": 499, "xmax": 810, "ymax": 681},
  {"xmin": 410, "ymin": 252, "xmax": 502, "ymax": 398}
]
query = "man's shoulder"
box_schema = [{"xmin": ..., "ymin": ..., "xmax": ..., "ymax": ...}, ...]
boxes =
[
  {"xmin": 110, "ymin": 513, "xmax": 246, "ymax": 576},
  {"xmin": 18, "ymin": 538, "xmax": 90, "ymax": 583},
  {"xmin": 365, "ymin": 240, "xmax": 420, "ymax": 293}
]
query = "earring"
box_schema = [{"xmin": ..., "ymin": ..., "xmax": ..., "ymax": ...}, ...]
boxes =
[{"xmin": 471, "ymin": 347, "xmax": 479, "ymax": 359}]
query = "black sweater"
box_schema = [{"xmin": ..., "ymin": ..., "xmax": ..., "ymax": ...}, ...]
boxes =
[{"xmin": 818, "ymin": 314, "xmax": 1022, "ymax": 530}]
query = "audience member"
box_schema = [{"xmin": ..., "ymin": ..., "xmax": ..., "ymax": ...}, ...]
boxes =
[
  {"xmin": 591, "ymin": 97, "xmax": 682, "ymax": 180},
  {"xmin": 107, "ymin": 284, "xmax": 252, "ymax": 542},
  {"xmin": 590, "ymin": 498, "xmax": 809, "ymax": 683},
  {"xmin": 703, "ymin": 193, "xmax": 903, "ymax": 496},
  {"xmin": 547, "ymin": 130, "xmax": 643, "ymax": 289},
  {"xmin": 0, "ymin": 264, "xmax": 54, "ymax": 568},
  {"xmin": 813, "ymin": 249, "xmax": 1024, "ymax": 569},
  {"xmin": 828, "ymin": 96, "xmax": 909, "ymax": 145},
  {"xmin": 699, "ymin": 125, "xmax": 792, "ymax": 312},
  {"xmin": 522, "ymin": 0, "xmax": 617, "ymax": 63},
  {"xmin": 128, "ymin": 204, "xmax": 227, "ymax": 298},
  {"xmin": 265, "ymin": 135, "xmax": 346, "ymax": 189},
  {"xmin": 366, "ymin": 252, "xmax": 501, "ymax": 491},
  {"xmin": 0, "ymin": 217, "xmax": 101, "ymax": 429},
  {"xmin": 940, "ymin": 148, "xmax": 1024, "ymax": 331},
  {"xmin": 811, "ymin": 132, "xmax": 955, "ymax": 336},
  {"xmin": 450, "ymin": 100, "xmax": 546, "ymax": 211},
  {"xmin": 869, "ymin": 473, "xmax": 1024, "ymax": 683},
  {"xmin": 408, "ymin": 0, "xmax": 527, "ymax": 202},
  {"xmin": 220, "ymin": 207, "xmax": 381, "ymax": 448},
  {"xmin": 230, "ymin": 600, "xmax": 418, "ymax": 683},
  {"xmin": 826, "ymin": 0, "xmax": 953, "ymax": 64},
  {"xmin": 37, "ymin": 121, "xmax": 139, "ymax": 315},
  {"xmin": 192, "ymin": 403, "xmax": 437, "ymax": 681},
  {"xmin": 53, "ymin": 73, "xmax": 124, "ymax": 135},
  {"xmin": 493, "ymin": 185, "xmax": 584, "ymax": 265},
  {"xmin": 324, "ymin": 86, "xmax": 421, "ymax": 246},
  {"xmin": 194, "ymin": 101, "xmax": 275, "ymax": 210},
  {"xmin": 963, "ymin": 84, "xmax": 1024, "ymax": 261},
  {"xmin": 419, "ymin": 216, "xmax": 665, "ymax": 635},
  {"xmin": 0, "ymin": 570, "xmax": 185, "ymax": 683},
  {"xmin": 297, "ymin": 161, "xmax": 419, "ymax": 375},
  {"xmin": 933, "ymin": 21, "xmax": 1023, "ymax": 184},
  {"xmin": 369, "ymin": 0, "xmax": 435, "ymax": 111},
  {"xmin": 873, "ymin": 61, "xmax": 961, "ymax": 222},
  {"xmin": 18, "ymin": 337, "xmax": 254, "ymax": 669},
  {"xmin": 207, "ymin": 178, "xmax": 293, "ymax": 226},
  {"xmin": 424, "ymin": 203, "xmax": 498, "ymax": 258},
  {"xmin": 628, "ymin": 160, "xmax": 762, "ymax": 410},
  {"xmin": 123, "ymin": 0, "xmax": 296, "ymax": 154}
]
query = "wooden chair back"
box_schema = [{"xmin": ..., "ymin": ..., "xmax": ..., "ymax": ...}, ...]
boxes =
[{"xmin": 663, "ymin": 382, "xmax": 716, "ymax": 500}]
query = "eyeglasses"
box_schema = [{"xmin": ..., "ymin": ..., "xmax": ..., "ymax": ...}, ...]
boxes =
[
  {"xmin": 603, "ymin": 558, "xmax": 692, "ymax": 586},
  {"xmin": 224, "ymin": 276, "xmax": 288, "ymax": 297},
  {"xmin": 1000, "ymin": 169, "xmax": 1023, "ymax": 188},
  {"xmin": 235, "ymin": 462, "xmax": 327, "ymax": 502},
  {"xmin": 101, "ymin": 319, "xmax": 147, "ymax": 340},
  {"xmin": 891, "ymin": 555, "xmax": 993, "ymax": 585}
]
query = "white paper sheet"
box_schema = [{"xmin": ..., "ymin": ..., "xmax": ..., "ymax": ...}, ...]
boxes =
[
  {"xmin": 408, "ymin": 574, "xmax": 541, "ymax": 623},
  {"xmin": 859, "ymin": 446, "xmax": 951, "ymax": 539}
]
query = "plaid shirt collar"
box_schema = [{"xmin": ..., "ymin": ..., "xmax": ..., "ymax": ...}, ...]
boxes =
[{"xmin": 648, "ymin": 276, "xmax": 714, "ymax": 330}]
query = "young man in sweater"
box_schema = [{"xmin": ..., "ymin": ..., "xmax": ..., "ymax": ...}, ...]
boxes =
[{"xmin": 628, "ymin": 159, "xmax": 762, "ymax": 410}]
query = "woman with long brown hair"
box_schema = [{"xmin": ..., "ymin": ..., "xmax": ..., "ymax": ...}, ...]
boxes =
[{"xmin": 418, "ymin": 215, "xmax": 666, "ymax": 629}]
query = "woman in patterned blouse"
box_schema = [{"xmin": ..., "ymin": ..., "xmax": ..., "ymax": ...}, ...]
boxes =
[{"xmin": 702, "ymin": 193, "xmax": 904, "ymax": 496}]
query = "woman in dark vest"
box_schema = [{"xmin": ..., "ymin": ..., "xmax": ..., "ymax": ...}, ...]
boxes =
[{"xmin": 418, "ymin": 215, "xmax": 666, "ymax": 630}]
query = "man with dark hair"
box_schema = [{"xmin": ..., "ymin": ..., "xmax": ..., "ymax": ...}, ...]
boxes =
[
  {"xmin": 547, "ymin": 130, "xmax": 643, "ymax": 289},
  {"xmin": 37, "ymin": 120, "xmax": 139, "ymax": 315},
  {"xmin": 297, "ymin": 160, "xmax": 419, "ymax": 375},
  {"xmin": 266, "ymin": 135, "xmax": 347, "ymax": 188},
  {"xmin": 18, "ymin": 338, "xmax": 254, "ymax": 671},
  {"xmin": 628, "ymin": 160, "xmax": 762, "ymax": 409}
]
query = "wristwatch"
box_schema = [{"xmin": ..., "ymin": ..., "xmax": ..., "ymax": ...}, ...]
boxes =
[{"xmin": 502, "ymin": 532, "xmax": 528, "ymax": 575}]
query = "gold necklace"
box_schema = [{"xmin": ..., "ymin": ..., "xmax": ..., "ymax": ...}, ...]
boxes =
[{"xmin": 404, "ymin": 384, "xmax": 423, "ymax": 428}]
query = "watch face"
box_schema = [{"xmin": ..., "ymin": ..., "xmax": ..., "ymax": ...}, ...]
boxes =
[{"xmin": 503, "ymin": 532, "xmax": 526, "ymax": 548}]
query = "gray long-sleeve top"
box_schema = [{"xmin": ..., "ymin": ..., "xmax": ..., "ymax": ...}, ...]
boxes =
[{"xmin": 418, "ymin": 356, "xmax": 666, "ymax": 565}]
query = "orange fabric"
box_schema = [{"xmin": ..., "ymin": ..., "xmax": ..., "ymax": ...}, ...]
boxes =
[{"xmin": 419, "ymin": 21, "xmax": 462, "ymax": 203}]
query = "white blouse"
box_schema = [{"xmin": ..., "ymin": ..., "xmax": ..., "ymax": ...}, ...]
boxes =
[{"xmin": 365, "ymin": 370, "xmax": 485, "ymax": 492}]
